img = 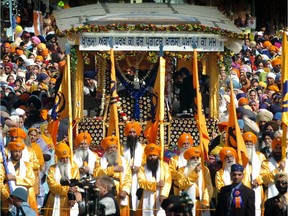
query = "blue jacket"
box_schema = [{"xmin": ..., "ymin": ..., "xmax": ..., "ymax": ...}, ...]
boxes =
[{"xmin": 7, "ymin": 202, "xmax": 36, "ymax": 216}]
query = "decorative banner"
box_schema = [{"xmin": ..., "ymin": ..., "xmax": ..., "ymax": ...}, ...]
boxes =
[{"xmin": 79, "ymin": 32, "xmax": 224, "ymax": 52}]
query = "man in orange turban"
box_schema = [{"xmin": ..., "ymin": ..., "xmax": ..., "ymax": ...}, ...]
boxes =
[
  {"xmin": 73, "ymin": 131, "xmax": 99, "ymax": 178},
  {"xmin": 169, "ymin": 132, "xmax": 194, "ymax": 195},
  {"xmin": 271, "ymin": 57, "xmax": 281, "ymax": 73},
  {"xmin": 215, "ymin": 147, "xmax": 237, "ymax": 193},
  {"xmin": 94, "ymin": 136, "xmax": 132, "ymax": 215},
  {"xmin": 261, "ymin": 137, "xmax": 288, "ymax": 200},
  {"xmin": 1, "ymin": 139, "xmax": 36, "ymax": 214},
  {"xmin": 175, "ymin": 146, "xmax": 213, "ymax": 216},
  {"xmin": 243, "ymin": 131, "xmax": 266, "ymax": 216},
  {"xmin": 45, "ymin": 142, "xmax": 81, "ymax": 216},
  {"xmin": 8, "ymin": 127, "xmax": 40, "ymax": 213},
  {"xmin": 122, "ymin": 121, "xmax": 145, "ymax": 212},
  {"xmin": 136, "ymin": 143, "xmax": 171, "ymax": 215}
]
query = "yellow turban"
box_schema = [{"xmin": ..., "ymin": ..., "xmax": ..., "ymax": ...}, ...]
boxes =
[
  {"xmin": 37, "ymin": 43, "xmax": 46, "ymax": 50},
  {"xmin": 101, "ymin": 136, "xmax": 118, "ymax": 151},
  {"xmin": 144, "ymin": 143, "xmax": 161, "ymax": 157},
  {"xmin": 124, "ymin": 121, "xmax": 142, "ymax": 137},
  {"xmin": 9, "ymin": 127, "xmax": 27, "ymax": 140},
  {"xmin": 243, "ymin": 132, "xmax": 257, "ymax": 144},
  {"xmin": 28, "ymin": 128, "xmax": 38, "ymax": 135},
  {"xmin": 219, "ymin": 147, "xmax": 237, "ymax": 162},
  {"xmin": 55, "ymin": 142, "xmax": 71, "ymax": 159},
  {"xmin": 35, "ymin": 55, "xmax": 44, "ymax": 62},
  {"xmin": 184, "ymin": 147, "xmax": 201, "ymax": 160},
  {"xmin": 258, "ymin": 81, "xmax": 267, "ymax": 89},
  {"xmin": 74, "ymin": 132, "xmax": 92, "ymax": 148},
  {"xmin": 177, "ymin": 133, "xmax": 194, "ymax": 148}
]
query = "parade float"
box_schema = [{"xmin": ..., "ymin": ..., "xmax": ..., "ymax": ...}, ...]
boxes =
[{"xmin": 52, "ymin": 3, "xmax": 243, "ymax": 153}]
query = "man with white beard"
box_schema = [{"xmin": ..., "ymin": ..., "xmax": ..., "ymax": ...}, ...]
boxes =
[
  {"xmin": 45, "ymin": 142, "xmax": 81, "ymax": 216},
  {"xmin": 73, "ymin": 132, "xmax": 99, "ymax": 179},
  {"xmin": 93, "ymin": 136, "xmax": 132, "ymax": 216},
  {"xmin": 215, "ymin": 147, "xmax": 237, "ymax": 193},
  {"xmin": 169, "ymin": 132, "xmax": 194, "ymax": 195},
  {"xmin": 242, "ymin": 131, "xmax": 266, "ymax": 216},
  {"xmin": 261, "ymin": 137, "xmax": 288, "ymax": 200},
  {"xmin": 177, "ymin": 146, "xmax": 213, "ymax": 216},
  {"xmin": 122, "ymin": 121, "xmax": 145, "ymax": 212}
]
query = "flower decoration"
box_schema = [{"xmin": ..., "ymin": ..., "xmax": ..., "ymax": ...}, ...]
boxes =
[{"xmin": 54, "ymin": 23, "xmax": 244, "ymax": 39}]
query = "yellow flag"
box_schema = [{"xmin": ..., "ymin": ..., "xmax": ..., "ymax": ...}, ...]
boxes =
[
  {"xmin": 192, "ymin": 49, "xmax": 209, "ymax": 161},
  {"xmin": 225, "ymin": 80, "xmax": 249, "ymax": 167},
  {"xmin": 107, "ymin": 48, "xmax": 119, "ymax": 138},
  {"xmin": 281, "ymin": 32, "xmax": 288, "ymax": 158},
  {"xmin": 51, "ymin": 62, "xmax": 69, "ymax": 120}
]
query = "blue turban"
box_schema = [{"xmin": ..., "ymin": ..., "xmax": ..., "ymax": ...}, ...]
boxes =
[{"xmin": 231, "ymin": 164, "xmax": 244, "ymax": 173}]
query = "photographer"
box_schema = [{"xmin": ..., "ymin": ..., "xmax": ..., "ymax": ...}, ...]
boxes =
[{"xmin": 95, "ymin": 176, "xmax": 120, "ymax": 216}]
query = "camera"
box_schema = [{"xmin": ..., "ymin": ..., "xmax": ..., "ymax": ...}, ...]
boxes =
[{"xmin": 60, "ymin": 177, "xmax": 105, "ymax": 216}]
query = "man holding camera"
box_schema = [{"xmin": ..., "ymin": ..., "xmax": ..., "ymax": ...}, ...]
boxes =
[
  {"xmin": 45, "ymin": 142, "xmax": 81, "ymax": 216},
  {"xmin": 94, "ymin": 176, "xmax": 120, "ymax": 216},
  {"xmin": 94, "ymin": 136, "xmax": 132, "ymax": 216}
]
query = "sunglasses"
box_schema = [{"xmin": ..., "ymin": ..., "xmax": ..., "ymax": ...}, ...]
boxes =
[{"xmin": 277, "ymin": 180, "xmax": 288, "ymax": 185}]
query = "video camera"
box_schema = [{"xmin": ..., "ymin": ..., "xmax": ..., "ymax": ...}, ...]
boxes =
[{"xmin": 60, "ymin": 177, "xmax": 105, "ymax": 216}]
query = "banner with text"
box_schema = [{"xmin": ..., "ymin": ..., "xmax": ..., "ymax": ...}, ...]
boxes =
[{"xmin": 79, "ymin": 33, "xmax": 224, "ymax": 51}]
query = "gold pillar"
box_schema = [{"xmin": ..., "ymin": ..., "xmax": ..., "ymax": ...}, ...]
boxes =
[
  {"xmin": 206, "ymin": 52, "xmax": 219, "ymax": 119},
  {"xmin": 73, "ymin": 48, "xmax": 84, "ymax": 119}
]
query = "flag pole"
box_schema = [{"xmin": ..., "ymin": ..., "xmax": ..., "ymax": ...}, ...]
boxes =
[
  {"xmin": 108, "ymin": 38, "xmax": 122, "ymax": 185},
  {"xmin": 159, "ymin": 44, "xmax": 166, "ymax": 180},
  {"xmin": 281, "ymin": 31, "xmax": 288, "ymax": 159},
  {"xmin": 66, "ymin": 43, "xmax": 74, "ymax": 161}
]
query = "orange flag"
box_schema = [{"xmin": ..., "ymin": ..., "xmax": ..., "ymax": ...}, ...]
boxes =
[
  {"xmin": 281, "ymin": 31, "xmax": 288, "ymax": 159},
  {"xmin": 225, "ymin": 80, "xmax": 249, "ymax": 167},
  {"xmin": 192, "ymin": 49, "xmax": 210, "ymax": 161}
]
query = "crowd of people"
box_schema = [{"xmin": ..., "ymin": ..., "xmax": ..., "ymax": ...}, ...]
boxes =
[{"xmin": 0, "ymin": 14, "xmax": 287, "ymax": 216}]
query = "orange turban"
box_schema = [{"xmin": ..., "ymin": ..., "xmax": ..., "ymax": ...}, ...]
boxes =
[
  {"xmin": 55, "ymin": 142, "xmax": 71, "ymax": 159},
  {"xmin": 272, "ymin": 58, "xmax": 282, "ymax": 67},
  {"xmin": 184, "ymin": 147, "xmax": 202, "ymax": 160},
  {"xmin": 243, "ymin": 132, "xmax": 257, "ymax": 144},
  {"xmin": 231, "ymin": 68, "xmax": 240, "ymax": 77},
  {"xmin": 263, "ymin": 41, "xmax": 272, "ymax": 48},
  {"xmin": 219, "ymin": 147, "xmax": 237, "ymax": 162},
  {"xmin": 177, "ymin": 133, "xmax": 194, "ymax": 147},
  {"xmin": 42, "ymin": 49, "xmax": 49, "ymax": 57},
  {"xmin": 50, "ymin": 78, "xmax": 56, "ymax": 83},
  {"xmin": 238, "ymin": 98, "xmax": 249, "ymax": 106},
  {"xmin": 272, "ymin": 137, "xmax": 281, "ymax": 150},
  {"xmin": 270, "ymin": 46, "xmax": 279, "ymax": 52},
  {"xmin": 58, "ymin": 61, "xmax": 66, "ymax": 72},
  {"xmin": 35, "ymin": 55, "xmax": 44, "ymax": 62},
  {"xmin": 144, "ymin": 143, "xmax": 161, "ymax": 157},
  {"xmin": 9, "ymin": 127, "xmax": 27, "ymax": 140},
  {"xmin": 124, "ymin": 121, "xmax": 142, "ymax": 137},
  {"xmin": 218, "ymin": 122, "xmax": 228, "ymax": 133},
  {"xmin": 101, "ymin": 136, "xmax": 118, "ymax": 151},
  {"xmin": 75, "ymin": 132, "xmax": 92, "ymax": 147},
  {"xmin": 8, "ymin": 138, "xmax": 25, "ymax": 151},
  {"xmin": 40, "ymin": 109, "xmax": 48, "ymax": 120},
  {"xmin": 16, "ymin": 49, "xmax": 24, "ymax": 56}
]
